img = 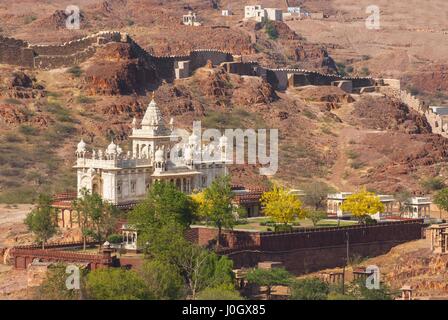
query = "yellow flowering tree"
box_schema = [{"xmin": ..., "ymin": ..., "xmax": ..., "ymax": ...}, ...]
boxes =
[
  {"xmin": 261, "ymin": 185, "xmax": 304, "ymax": 226},
  {"xmin": 340, "ymin": 189, "xmax": 385, "ymax": 221}
]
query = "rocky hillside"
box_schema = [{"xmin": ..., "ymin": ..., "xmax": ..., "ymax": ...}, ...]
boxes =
[{"xmin": 0, "ymin": 0, "xmax": 448, "ymax": 202}]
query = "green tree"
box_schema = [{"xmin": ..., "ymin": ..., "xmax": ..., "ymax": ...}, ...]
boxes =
[
  {"xmin": 340, "ymin": 189, "xmax": 384, "ymax": 222},
  {"xmin": 140, "ymin": 259, "xmax": 186, "ymax": 300},
  {"xmin": 36, "ymin": 264, "xmax": 83, "ymax": 300},
  {"xmin": 302, "ymin": 181, "xmax": 335, "ymax": 210},
  {"xmin": 290, "ymin": 278, "xmax": 329, "ymax": 300},
  {"xmin": 434, "ymin": 188, "xmax": 448, "ymax": 219},
  {"xmin": 129, "ymin": 181, "xmax": 195, "ymax": 250},
  {"xmin": 173, "ymin": 243, "xmax": 235, "ymax": 299},
  {"xmin": 85, "ymin": 268, "xmax": 153, "ymax": 300},
  {"xmin": 261, "ymin": 185, "xmax": 303, "ymax": 227},
  {"xmin": 196, "ymin": 284, "xmax": 244, "ymax": 300},
  {"xmin": 129, "ymin": 180, "xmax": 236, "ymax": 299},
  {"xmin": 25, "ymin": 194, "xmax": 58, "ymax": 249},
  {"xmin": 72, "ymin": 189, "xmax": 120, "ymax": 251},
  {"xmin": 246, "ymin": 268, "xmax": 292, "ymax": 300},
  {"xmin": 196, "ymin": 175, "xmax": 240, "ymax": 248},
  {"xmin": 305, "ymin": 210, "xmax": 327, "ymax": 227},
  {"xmin": 343, "ymin": 279, "xmax": 397, "ymax": 300}
]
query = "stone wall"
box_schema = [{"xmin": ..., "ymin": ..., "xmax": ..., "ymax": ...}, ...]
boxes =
[
  {"xmin": 190, "ymin": 220, "xmax": 425, "ymax": 275},
  {"xmin": 9, "ymin": 241, "xmax": 112, "ymax": 270},
  {"xmin": 0, "ymin": 36, "xmax": 34, "ymax": 68},
  {"xmin": 380, "ymin": 86, "xmax": 448, "ymax": 138},
  {"xmin": 225, "ymin": 62, "xmax": 375, "ymax": 91},
  {"xmin": 0, "ymin": 31, "xmax": 234, "ymax": 76}
]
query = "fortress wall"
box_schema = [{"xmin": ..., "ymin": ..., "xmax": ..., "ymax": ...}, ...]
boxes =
[
  {"xmin": 33, "ymin": 46, "xmax": 97, "ymax": 69},
  {"xmin": 29, "ymin": 31, "xmax": 122, "ymax": 56},
  {"xmin": 188, "ymin": 50, "xmax": 234, "ymax": 71},
  {"xmin": 220, "ymin": 61, "xmax": 257, "ymax": 75},
  {"xmin": 210, "ymin": 220, "xmax": 424, "ymax": 275},
  {"xmin": 379, "ymin": 86, "xmax": 448, "ymax": 138},
  {"xmin": 0, "ymin": 36, "xmax": 34, "ymax": 67}
]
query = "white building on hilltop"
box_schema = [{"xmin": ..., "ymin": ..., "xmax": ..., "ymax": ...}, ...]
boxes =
[
  {"xmin": 74, "ymin": 97, "xmax": 228, "ymax": 205},
  {"xmin": 244, "ymin": 5, "xmax": 282, "ymax": 22}
]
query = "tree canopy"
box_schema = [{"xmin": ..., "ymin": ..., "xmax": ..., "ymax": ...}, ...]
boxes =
[
  {"xmin": 302, "ymin": 181, "xmax": 335, "ymax": 210},
  {"xmin": 261, "ymin": 185, "xmax": 303, "ymax": 225},
  {"xmin": 290, "ymin": 278, "xmax": 329, "ymax": 300},
  {"xmin": 128, "ymin": 181, "xmax": 195, "ymax": 251},
  {"xmin": 193, "ymin": 175, "xmax": 240, "ymax": 247},
  {"xmin": 72, "ymin": 189, "xmax": 121, "ymax": 249},
  {"xmin": 434, "ymin": 188, "xmax": 448, "ymax": 213},
  {"xmin": 85, "ymin": 268, "xmax": 153, "ymax": 300},
  {"xmin": 340, "ymin": 189, "xmax": 384, "ymax": 220},
  {"xmin": 25, "ymin": 194, "xmax": 58, "ymax": 249}
]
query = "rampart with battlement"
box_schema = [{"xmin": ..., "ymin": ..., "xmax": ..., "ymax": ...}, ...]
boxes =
[{"xmin": 0, "ymin": 31, "xmax": 234, "ymax": 81}]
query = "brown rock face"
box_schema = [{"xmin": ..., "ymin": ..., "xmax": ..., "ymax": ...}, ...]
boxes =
[
  {"xmin": 7, "ymin": 71, "xmax": 33, "ymax": 89},
  {"xmin": 83, "ymin": 43, "xmax": 158, "ymax": 95},
  {"xmin": 0, "ymin": 104, "xmax": 50, "ymax": 127},
  {"xmin": 404, "ymin": 64, "xmax": 448, "ymax": 94},
  {"xmin": 352, "ymin": 96, "xmax": 432, "ymax": 134},
  {"xmin": 232, "ymin": 76, "xmax": 277, "ymax": 107},
  {"xmin": 294, "ymin": 45, "xmax": 337, "ymax": 72},
  {"xmin": 0, "ymin": 104, "xmax": 29, "ymax": 125}
]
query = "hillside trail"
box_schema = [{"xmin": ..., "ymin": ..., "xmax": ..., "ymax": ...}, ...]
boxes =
[{"xmin": 327, "ymin": 98, "xmax": 382, "ymax": 191}]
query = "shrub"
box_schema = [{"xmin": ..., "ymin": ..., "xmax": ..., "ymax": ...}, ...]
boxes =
[
  {"xmin": 19, "ymin": 125, "xmax": 38, "ymax": 136},
  {"xmin": 76, "ymin": 95, "xmax": 95, "ymax": 104},
  {"xmin": 350, "ymin": 160, "xmax": 365, "ymax": 169},
  {"xmin": 85, "ymin": 268, "xmax": 153, "ymax": 300},
  {"xmin": 24, "ymin": 15, "xmax": 37, "ymax": 24},
  {"xmin": 274, "ymin": 224, "xmax": 293, "ymax": 233},
  {"xmin": 196, "ymin": 284, "xmax": 243, "ymax": 300},
  {"xmin": 265, "ymin": 21, "xmax": 279, "ymax": 40},
  {"xmin": 67, "ymin": 66, "xmax": 83, "ymax": 77},
  {"xmin": 107, "ymin": 234, "xmax": 123, "ymax": 244},
  {"xmin": 303, "ymin": 110, "xmax": 317, "ymax": 120},
  {"xmin": 3, "ymin": 98, "xmax": 22, "ymax": 105},
  {"xmin": 421, "ymin": 177, "xmax": 446, "ymax": 192},
  {"xmin": 360, "ymin": 67, "xmax": 370, "ymax": 76},
  {"xmin": 346, "ymin": 150, "xmax": 359, "ymax": 160},
  {"xmin": 290, "ymin": 278, "xmax": 329, "ymax": 300},
  {"xmin": 46, "ymin": 103, "xmax": 73, "ymax": 122}
]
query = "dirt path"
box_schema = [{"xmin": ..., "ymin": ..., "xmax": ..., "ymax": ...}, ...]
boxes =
[
  {"xmin": 0, "ymin": 204, "xmax": 32, "ymax": 247},
  {"xmin": 327, "ymin": 101, "xmax": 382, "ymax": 191}
]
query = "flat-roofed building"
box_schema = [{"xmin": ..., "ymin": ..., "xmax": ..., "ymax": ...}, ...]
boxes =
[{"xmin": 402, "ymin": 196, "xmax": 431, "ymax": 219}]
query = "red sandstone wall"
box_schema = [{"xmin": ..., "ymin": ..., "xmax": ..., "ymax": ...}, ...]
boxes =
[{"xmin": 190, "ymin": 221, "xmax": 424, "ymax": 275}]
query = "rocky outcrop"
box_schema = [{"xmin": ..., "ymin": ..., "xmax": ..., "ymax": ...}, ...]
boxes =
[
  {"xmin": 83, "ymin": 42, "xmax": 158, "ymax": 95},
  {"xmin": 232, "ymin": 76, "xmax": 277, "ymax": 106},
  {"xmin": 352, "ymin": 96, "xmax": 432, "ymax": 134}
]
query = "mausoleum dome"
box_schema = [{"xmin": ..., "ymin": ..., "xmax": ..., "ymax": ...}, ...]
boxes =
[
  {"xmin": 107, "ymin": 140, "xmax": 117, "ymax": 154},
  {"xmin": 141, "ymin": 98, "xmax": 163, "ymax": 127},
  {"xmin": 155, "ymin": 148, "xmax": 164, "ymax": 162},
  {"xmin": 77, "ymin": 139, "xmax": 86, "ymax": 152}
]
